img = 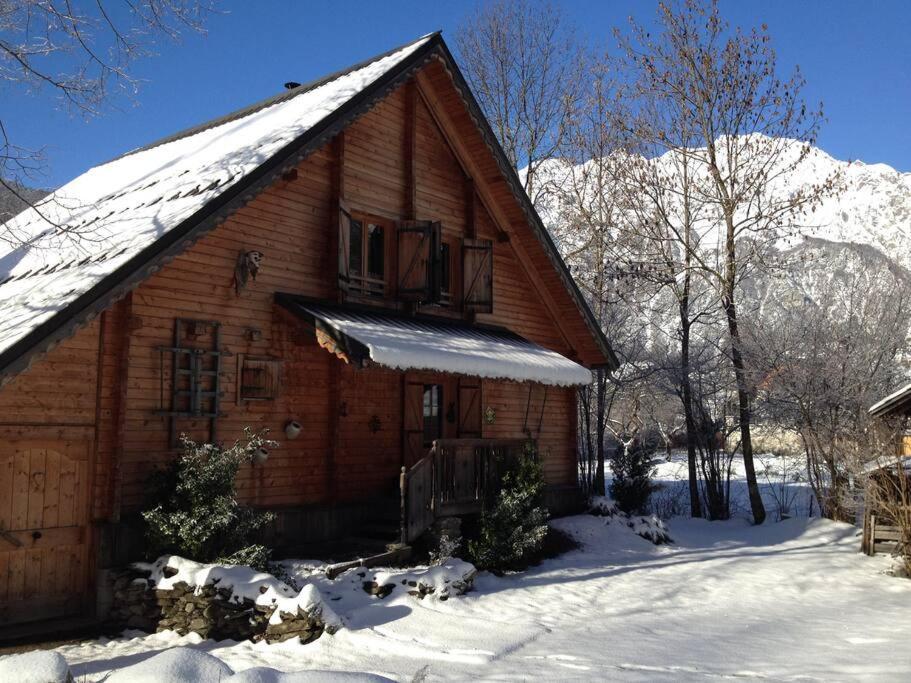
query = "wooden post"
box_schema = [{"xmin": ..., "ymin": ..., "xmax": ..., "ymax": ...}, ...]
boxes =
[
  {"xmin": 399, "ymin": 466, "xmax": 408, "ymax": 545},
  {"xmin": 869, "ymin": 513, "xmax": 877, "ymax": 555}
]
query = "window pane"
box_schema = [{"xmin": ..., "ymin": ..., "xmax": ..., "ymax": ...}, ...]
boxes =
[
  {"xmin": 440, "ymin": 242, "xmax": 451, "ymax": 292},
  {"xmin": 423, "ymin": 384, "xmax": 442, "ymax": 444},
  {"xmin": 349, "ymin": 219, "xmax": 363, "ymax": 276},
  {"xmin": 367, "ymin": 223, "xmax": 384, "ymax": 279}
]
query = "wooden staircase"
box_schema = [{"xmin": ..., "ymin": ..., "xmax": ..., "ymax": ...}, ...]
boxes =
[{"xmin": 399, "ymin": 438, "xmax": 530, "ymax": 544}]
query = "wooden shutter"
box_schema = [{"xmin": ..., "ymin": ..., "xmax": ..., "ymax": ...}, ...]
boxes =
[
  {"xmin": 238, "ymin": 356, "xmax": 282, "ymax": 402},
  {"xmin": 338, "ymin": 198, "xmax": 352, "ymax": 292},
  {"xmin": 397, "ymin": 220, "xmax": 442, "ymax": 303},
  {"xmin": 458, "ymin": 378, "xmax": 482, "ymax": 438},
  {"xmin": 462, "ymin": 238, "xmax": 493, "ymax": 313},
  {"xmin": 403, "ymin": 379, "xmax": 426, "ymax": 467}
]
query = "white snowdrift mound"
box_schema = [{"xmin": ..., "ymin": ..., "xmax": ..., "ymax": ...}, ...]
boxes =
[
  {"xmin": 0, "ymin": 650, "xmax": 72, "ymax": 683},
  {"xmin": 102, "ymin": 647, "xmax": 393, "ymax": 682},
  {"xmin": 106, "ymin": 647, "xmax": 233, "ymax": 682}
]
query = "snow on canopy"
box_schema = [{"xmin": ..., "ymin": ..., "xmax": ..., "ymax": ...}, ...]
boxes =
[
  {"xmin": 287, "ymin": 301, "xmax": 593, "ymax": 387},
  {"xmin": 0, "ymin": 34, "xmax": 433, "ymax": 365}
]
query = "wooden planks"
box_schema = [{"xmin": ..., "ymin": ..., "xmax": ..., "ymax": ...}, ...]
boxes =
[{"xmin": 0, "ymin": 442, "xmax": 91, "ymax": 625}]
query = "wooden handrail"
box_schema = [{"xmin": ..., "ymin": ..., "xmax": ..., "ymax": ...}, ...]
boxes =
[{"xmin": 400, "ymin": 438, "xmax": 533, "ymax": 545}]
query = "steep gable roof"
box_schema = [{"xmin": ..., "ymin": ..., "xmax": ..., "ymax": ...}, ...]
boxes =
[{"xmin": 0, "ymin": 33, "xmax": 615, "ymax": 383}]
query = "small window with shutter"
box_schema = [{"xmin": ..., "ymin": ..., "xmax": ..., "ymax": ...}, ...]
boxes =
[
  {"xmin": 238, "ymin": 355, "xmax": 282, "ymax": 403},
  {"xmin": 462, "ymin": 237, "xmax": 493, "ymax": 313}
]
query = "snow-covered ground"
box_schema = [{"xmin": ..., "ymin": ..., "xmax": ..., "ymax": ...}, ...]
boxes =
[
  {"xmin": 648, "ymin": 452, "xmax": 818, "ymax": 520},
  {"xmin": 29, "ymin": 512, "xmax": 911, "ymax": 681}
]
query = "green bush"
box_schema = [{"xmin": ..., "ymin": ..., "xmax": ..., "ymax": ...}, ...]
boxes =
[
  {"xmin": 142, "ymin": 428, "xmax": 276, "ymax": 570},
  {"xmin": 609, "ymin": 434, "xmax": 658, "ymax": 514},
  {"xmin": 468, "ymin": 448, "xmax": 549, "ymax": 572}
]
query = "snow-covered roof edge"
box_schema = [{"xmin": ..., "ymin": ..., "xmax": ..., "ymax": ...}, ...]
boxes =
[
  {"xmin": 0, "ymin": 34, "xmax": 441, "ymax": 384},
  {"xmin": 869, "ymin": 381, "xmax": 911, "ymax": 417},
  {"xmin": 277, "ymin": 295, "xmax": 593, "ymax": 387}
]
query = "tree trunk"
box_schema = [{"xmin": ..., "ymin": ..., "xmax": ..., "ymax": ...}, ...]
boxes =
[
  {"xmin": 594, "ymin": 369, "xmax": 607, "ymax": 496},
  {"xmin": 679, "ymin": 301, "xmax": 703, "ymax": 518},
  {"xmin": 723, "ymin": 295, "xmax": 766, "ymax": 524}
]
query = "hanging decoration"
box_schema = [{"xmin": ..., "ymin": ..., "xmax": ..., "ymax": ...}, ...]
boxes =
[{"xmin": 233, "ymin": 250, "xmax": 264, "ymax": 295}]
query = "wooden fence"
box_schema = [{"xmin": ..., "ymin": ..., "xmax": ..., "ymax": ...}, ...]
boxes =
[{"xmin": 862, "ymin": 512, "xmax": 908, "ymax": 556}]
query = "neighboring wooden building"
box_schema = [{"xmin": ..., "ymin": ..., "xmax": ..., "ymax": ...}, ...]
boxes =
[
  {"xmin": 862, "ymin": 388, "xmax": 911, "ymax": 556},
  {"xmin": 0, "ymin": 33, "xmax": 616, "ymax": 627}
]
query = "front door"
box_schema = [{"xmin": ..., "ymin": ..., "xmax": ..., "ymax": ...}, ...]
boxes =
[
  {"xmin": 0, "ymin": 440, "xmax": 92, "ymax": 625},
  {"xmin": 403, "ymin": 374, "xmax": 481, "ymax": 467}
]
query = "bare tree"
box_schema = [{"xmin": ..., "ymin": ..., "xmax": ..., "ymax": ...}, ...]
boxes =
[
  {"xmin": 753, "ymin": 242, "xmax": 911, "ymax": 521},
  {"xmin": 455, "ymin": 0, "xmax": 584, "ymax": 203},
  {"xmin": 1, "ymin": 0, "xmax": 215, "ymax": 216},
  {"xmin": 612, "ymin": 0, "xmax": 838, "ymax": 523}
]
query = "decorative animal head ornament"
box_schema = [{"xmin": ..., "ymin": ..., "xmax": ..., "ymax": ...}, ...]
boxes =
[{"xmin": 233, "ymin": 250, "xmax": 264, "ymax": 295}]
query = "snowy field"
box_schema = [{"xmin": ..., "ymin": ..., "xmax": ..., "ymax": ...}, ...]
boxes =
[{"xmin": 24, "ymin": 511, "xmax": 911, "ymax": 682}]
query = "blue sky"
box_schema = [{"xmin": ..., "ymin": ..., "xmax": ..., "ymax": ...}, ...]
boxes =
[{"xmin": 6, "ymin": 0, "xmax": 910, "ymax": 188}]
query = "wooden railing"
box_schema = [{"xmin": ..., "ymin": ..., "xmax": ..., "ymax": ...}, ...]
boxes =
[{"xmin": 400, "ymin": 438, "xmax": 529, "ymax": 544}]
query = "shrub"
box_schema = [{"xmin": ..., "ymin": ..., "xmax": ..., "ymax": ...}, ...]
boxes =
[
  {"xmin": 468, "ymin": 449, "xmax": 549, "ymax": 572},
  {"xmin": 609, "ymin": 433, "xmax": 658, "ymax": 514},
  {"xmin": 142, "ymin": 428, "xmax": 277, "ymax": 570}
]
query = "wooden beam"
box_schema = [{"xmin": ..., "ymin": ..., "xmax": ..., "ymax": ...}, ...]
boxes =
[
  {"xmin": 465, "ymin": 177, "xmax": 475, "ymax": 238},
  {"xmin": 332, "ymin": 133, "xmax": 345, "ymax": 304},
  {"xmin": 414, "ymin": 72, "xmax": 578, "ymax": 357},
  {"xmin": 111, "ymin": 294, "xmax": 133, "ymax": 523},
  {"xmin": 405, "ymin": 80, "xmax": 417, "ymax": 220}
]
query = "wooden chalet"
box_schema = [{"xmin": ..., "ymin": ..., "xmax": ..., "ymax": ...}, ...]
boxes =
[
  {"xmin": 0, "ymin": 33, "xmax": 616, "ymax": 628},
  {"xmin": 862, "ymin": 388, "xmax": 911, "ymax": 556}
]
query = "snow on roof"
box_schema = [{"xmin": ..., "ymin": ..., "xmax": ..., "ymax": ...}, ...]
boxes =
[
  {"xmin": 868, "ymin": 381, "xmax": 911, "ymax": 416},
  {"xmin": 860, "ymin": 455, "xmax": 911, "ymax": 475},
  {"xmin": 0, "ymin": 34, "xmax": 433, "ymax": 368},
  {"xmin": 283, "ymin": 299, "xmax": 592, "ymax": 387}
]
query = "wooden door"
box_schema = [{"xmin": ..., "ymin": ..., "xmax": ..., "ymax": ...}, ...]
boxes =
[
  {"xmin": 0, "ymin": 441, "xmax": 92, "ymax": 625},
  {"xmin": 402, "ymin": 374, "xmax": 460, "ymax": 467},
  {"xmin": 403, "ymin": 379, "xmax": 426, "ymax": 468}
]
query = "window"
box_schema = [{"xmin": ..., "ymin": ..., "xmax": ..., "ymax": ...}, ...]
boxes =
[
  {"xmin": 439, "ymin": 242, "xmax": 452, "ymax": 306},
  {"xmin": 348, "ymin": 217, "xmax": 386, "ymax": 296},
  {"xmin": 423, "ymin": 384, "xmax": 443, "ymax": 446},
  {"xmin": 238, "ymin": 355, "xmax": 282, "ymax": 402}
]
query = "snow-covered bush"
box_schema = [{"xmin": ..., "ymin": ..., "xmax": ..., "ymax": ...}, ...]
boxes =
[
  {"xmin": 468, "ymin": 453, "xmax": 548, "ymax": 572},
  {"xmin": 590, "ymin": 496, "xmax": 672, "ymax": 545},
  {"xmin": 429, "ymin": 533, "xmax": 463, "ymax": 566},
  {"xmin": 142, "ymin": 428, "xmax": 277, "ymax": 569},
  {"xmin": 609, "ymin": 434, "xmax": 658, "ymax": 514}
]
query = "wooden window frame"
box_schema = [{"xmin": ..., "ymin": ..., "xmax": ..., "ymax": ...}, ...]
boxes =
[
  {"xmin": 348, "ymin": 212, "xmax": 392, "ymax": 299},
  {"xmin": 422, "ymin": 383, "xmax": 443, "ymax": 447}
]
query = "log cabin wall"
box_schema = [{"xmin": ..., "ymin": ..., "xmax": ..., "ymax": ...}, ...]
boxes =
[
  {"xmin": 481, "ymin": 381, "xmax": 577, "ymax": 486},
  {"xmin": 0, "ymin": 66, "xmax": 583, "ymax": 523}
]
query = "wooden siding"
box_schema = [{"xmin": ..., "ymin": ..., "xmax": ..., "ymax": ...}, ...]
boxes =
[{"xmin": 482, "ymin": 380, "xmax": 577, "ymax": 486}]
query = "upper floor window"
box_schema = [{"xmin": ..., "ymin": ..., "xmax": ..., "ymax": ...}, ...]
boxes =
[
  {"xmin": 349, "ymin": 217, "xmax": 386, "ymax": 297},
  {"xmin": 337, "ymin": 200, "xmax": 493, "ymax": 313}
]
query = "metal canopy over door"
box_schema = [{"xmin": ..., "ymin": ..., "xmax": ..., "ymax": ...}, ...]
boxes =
[{"xmin": 0, "ymin": 440, "xmax": 92, "ymax": 625}]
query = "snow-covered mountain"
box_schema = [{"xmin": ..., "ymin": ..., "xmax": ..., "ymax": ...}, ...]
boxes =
[
  {"xmin": 534, "ymin": 139, "xmax": 911, "ymax": 272},
  {"xmin": 787, "ymin": 149, "xmax": 911, "ymax": 266},
  {"xmin": 530, "ymin": 139, "xmax": 911, "ymax": 367}
]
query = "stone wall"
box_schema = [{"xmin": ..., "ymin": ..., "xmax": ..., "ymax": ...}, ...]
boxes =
[{"xmin": 107, "ymin": 568, "xmax": 328, "ymax": 644}]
